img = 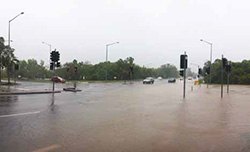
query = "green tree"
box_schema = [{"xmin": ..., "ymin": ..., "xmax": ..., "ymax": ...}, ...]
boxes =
[
  {"xmin": 156, "ymin": 64, "xmax": 179, "ymax": 78},
  {"xmin": 2, "ymin": 46, "xmax": 17, "ymax": 84},
  {"xmin": 0, "ymin": 37, "xmax": 5, "ymax": 83}
]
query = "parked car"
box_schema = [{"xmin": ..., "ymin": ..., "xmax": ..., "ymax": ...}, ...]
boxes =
[
  {"xmin": 168, "ymin": 78, "xmax": 176, "ymax": 83},
  {"xmin": 143, "ymin": 77, "xmax": 154, "ymax": 84},
  {"xmin": 51, "ymin": 76, "xmax": 66, "ymax": 83}
]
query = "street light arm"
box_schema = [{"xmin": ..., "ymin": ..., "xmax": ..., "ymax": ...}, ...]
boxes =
[
  {"xmin": 42, "ymin": 41, "xmax": 52, "ymax": 52},
  {"xmin": 190, "ymin": 63, "xmax": 200, "ymax": 66},
  {"xmin": 42, "ymin": 41, "xmax": 51, "ymax": 47},
  {"xmin": 106, "ymin": 42, "xmax": 119, "ymax": 46},
  {"xmin": 9, "ymin": 12, "xmax": 24, "ymax": 23},
  {"xmin": 200, "ymin": 39, "xmax": 212, "ymax": 45}
]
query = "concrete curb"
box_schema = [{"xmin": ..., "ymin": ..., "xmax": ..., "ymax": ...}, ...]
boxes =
[{"xmin": 0, "ymin": 90, "xmax": 61, "ymax": 95}]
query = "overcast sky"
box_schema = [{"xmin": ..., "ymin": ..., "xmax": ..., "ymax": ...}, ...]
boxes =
[{"xmin": 1, "ymin": 0, "xmax": 250, "ymax": 70}]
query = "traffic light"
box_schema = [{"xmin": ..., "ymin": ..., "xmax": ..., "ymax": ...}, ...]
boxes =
[
  {"xmin": 180, "ymin": 54, "xmax": 188, "ymax": 69},
  {"xmin": 179, "ymin": 70, "xmax": 184, "ymax": 77},
  {"xmin": 50, "ymin": 52, "xmax": 54, "ymax": 61},
  {"xmin": 56, "ymin": 62, "xmax": 61, "ymax": 67},
  {"xmin": 54, "ymin": 51, "xmax": 60, "ymax": 62},
  {"xmin": 14, "ymin": 64, "xmax": 19, "ymax": 70},
  {"xmin": 198, "ymin": 68, "xmax": 202, "ymax": 75},
  {"xmin": 226, "ymin": 64, "xmax": 232, "ymax": 73},
  {"xmin": 50, "ymin": 50, "xmax": 60, "ymax": 62},
  {"xmin": 50, "ymin": 62, "xmax": 54, "ymax": 70},
  {"xmin": 222, "ymin": 58, "xmax": 228, "ymax": 68}
]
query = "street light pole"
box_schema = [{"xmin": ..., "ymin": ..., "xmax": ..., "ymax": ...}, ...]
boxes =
[
  {"xmin": 8, "ymin": 12, "xmax": 24, "ymax": 47},
  {"xmin": 4, "ymin": 12, "xmax": 24, "ymax": 85},
  {"xmin": 200, "ymin": 39, "xmax": 213, "ymax": 87},
  {"xmin": 105, "ymin": 42, "xmax": 119, "ymax": 80},
  {"xmin": 42, "ymin": 41, "xmax": 52, "ymax": 52},
  {"xmin": 42, "ymin": 41, "xmax": 54, "ymax": 91}
]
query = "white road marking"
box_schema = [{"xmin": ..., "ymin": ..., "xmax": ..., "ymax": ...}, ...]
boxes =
[
  {"xmin": 33, "ymin": 144, "xmax": 61, "ymax": 152},
  {"xmin": 0, "ymin": 111, "xmax": 41, "ymax": 118}
]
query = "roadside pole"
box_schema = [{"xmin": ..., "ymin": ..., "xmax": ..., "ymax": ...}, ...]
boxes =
[
  {"xmin": 180, "ymin": 52, "xmax": 188, "ymax": 99},
  {"xmin": 226, "ymin": 61, "xmax": 231, "ymax": 94},
  {"xmin": 50, "ymin": 50, "xmax": 60, "ymax": 92},
  {"xmin": 183, "ymin": 54, "xmax": 186, "ymax": 99},
  {"xmin": 221, "ymin": 55, "xmax": 223, "ymax": 98},
  {"xmin": 227, "ymin": 73, "xmax": 229, "ymax": 93},
  {"xmin": 52, "ymin": 61, "xmax": 55, "ymax": 92}
]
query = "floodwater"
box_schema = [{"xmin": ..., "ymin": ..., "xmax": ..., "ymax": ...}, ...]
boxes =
[{"xmin": 1, "ymin": 80, "xmax": 250, "ymax": 152}]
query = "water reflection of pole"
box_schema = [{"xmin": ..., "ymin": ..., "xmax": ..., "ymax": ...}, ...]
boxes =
[{"xmin": 50, "ymin": 94, "xmax": 55, "ymax": 106}]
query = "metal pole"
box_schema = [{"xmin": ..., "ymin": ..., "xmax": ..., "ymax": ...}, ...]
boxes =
[
  {"xmin": 52, "ymin": 61, "xmax": 55, "ymax": 92},
  {"xmin": 105, "ymin": 42, "xmax": 119, "ymax": 81},
  {"xmin": 183, "ymin": 52, "xmax": 187, "ymax": 99},
  {"xmin": 221, "ymin": 55, "xmax": 224, "ymax": 98},
  {"xmin": 200, "ymin": 39, "xmax": 212, "ymax": 88},
  {"xmin": 209, "ymin": 44, "xmax": 212, "ymax": 86},
  {"xmin": 184, "ymin": 68, "xmax": 186, "ymax": 98},
  {"xmin": 105, "ymin": 45, "xmax": 108, "ymax": 80},
  {"xmin": 106, "ymin": 45, "xmax": 108, "ymax": 62},
  {"xmin": 8, "ymin": 12, "xmax": 24, "ymax": 47},
  {"xmin": 227, "ymin": 73, "xmax": 229, "ymax": 93},
  {"xmin": 7, "ymin": 12, "xmax": 24, "ymax": 84},
  {"xmin": 8, "ymin": 21, "xmax": 10, "ymax": 47}
]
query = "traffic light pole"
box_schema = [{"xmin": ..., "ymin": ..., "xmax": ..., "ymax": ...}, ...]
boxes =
[
  {"xmin": 221, "ymin": 55, "xmax": 224, "ymax": 98},
  {"xmin": 183, "ymin": 52, "xmax": 187, "ymax": 99},
  {"xmin": 227, "ymin": 73, "xmax": 229, "ymax": 93},
  {"xmin": 52, "ymin": 61, "xmax": 55, "ymax": 92},
  {"xmin": 183, "ymin": 67, "xmax": 186, "ymax": 99},
  {"xmin": 50, "ymin": 50, "xmax": 60, "ymax": 92}
]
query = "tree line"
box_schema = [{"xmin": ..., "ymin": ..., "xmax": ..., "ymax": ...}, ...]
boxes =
[
  {"xmin": 202, "ymin": 59, "xmax": 250, "ymax": 84},
  {"xmin": 7, "ymin": 57, "xmax": 179, "ymax": 81}
]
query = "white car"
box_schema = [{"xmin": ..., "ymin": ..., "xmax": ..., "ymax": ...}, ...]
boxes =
[{"xmin": 143, "ymin": 77, "xmax": 154, "ymax": 84}]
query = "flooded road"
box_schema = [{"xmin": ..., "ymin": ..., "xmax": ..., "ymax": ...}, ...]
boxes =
[{"xmin": 1, "ymin": 80, "xmax": 250, "ymax": 152}]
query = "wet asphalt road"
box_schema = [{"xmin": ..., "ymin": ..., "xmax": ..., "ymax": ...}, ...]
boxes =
[{"xmin": 1, "ymin": 80, "xmax": 250, "ymax": 152}]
